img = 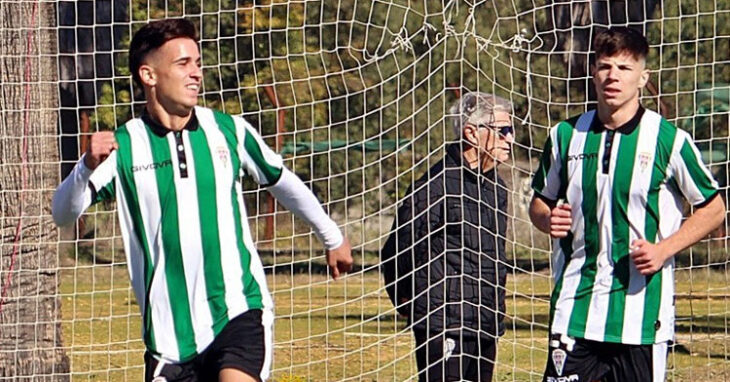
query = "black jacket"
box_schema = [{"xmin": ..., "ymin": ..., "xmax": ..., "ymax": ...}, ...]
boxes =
[{"xmin": 381, "ymin": 144, "xmax": 508, "ymax": 337}]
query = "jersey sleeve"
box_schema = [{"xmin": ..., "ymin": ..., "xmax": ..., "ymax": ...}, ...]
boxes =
[
  {"xmin": 668, "ymin": 130, "xmax": 719, "ymax": 206},
  {"xmin": 52, "ymin": 152, "xmax": 117, "ymax": 226},
  {"xmin": 531, "ymin": 123, "xmax": 564, "ymax": 201},
  {"xmin": 88, "ymin": 151, "xmax": 118, "ymax": 203},
  {"xmin": 233, "ymin": 116, "xmax": 284, "ymax": 186}
]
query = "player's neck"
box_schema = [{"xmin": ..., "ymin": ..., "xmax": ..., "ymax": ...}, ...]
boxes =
[
  {"xmin": 596, "ymin": 101, "xmax": 640, "ymax": 130},
  {"xmin": 144, "ymin": 98, "xmax": 194, "ymax": 132}
]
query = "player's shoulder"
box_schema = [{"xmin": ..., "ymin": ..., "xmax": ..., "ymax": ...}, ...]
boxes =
[
  {"xmin": 113, "ymin": 115, "xmax": 145, "ymax": 138},
  {"xmin": 196, "ymin": 106, "xmax": 255, "ymax": 132}
]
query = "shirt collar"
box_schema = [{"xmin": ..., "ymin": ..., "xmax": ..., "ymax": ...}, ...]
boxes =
[
  {"xmin": 142, "ymin": 107, "xmax": 199, "ymax": 137},
  {"xmin": 592, "ymin": 105, "xmax": 645, "ymax": 135}
]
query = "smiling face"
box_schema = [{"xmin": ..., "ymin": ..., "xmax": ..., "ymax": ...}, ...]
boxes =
[
  {"xmin": 592, "ymin": 51, "xmax": 649, "ymax": 114},
  {"xmin": 139, "ymin": 37, "xmax": 202, "ymax": 116}
]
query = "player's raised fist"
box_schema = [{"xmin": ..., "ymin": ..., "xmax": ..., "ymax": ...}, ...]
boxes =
[{"xmin": 84, "ymin": 131, "xmax": 118, "ymax": 170}]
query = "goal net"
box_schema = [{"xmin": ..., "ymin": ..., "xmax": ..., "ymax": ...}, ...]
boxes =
[{"xmin": 1, "ymin": 0, "xmax": 729, "ymax": 380}]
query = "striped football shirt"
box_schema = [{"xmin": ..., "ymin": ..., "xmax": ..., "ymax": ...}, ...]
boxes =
[
  {"xmin": 532, "ymin": 108, "xmax": 718, "ymax": 345},
  {"xmin": 88, "ymin": 106, "xmax": 282, "ymax": 361}
]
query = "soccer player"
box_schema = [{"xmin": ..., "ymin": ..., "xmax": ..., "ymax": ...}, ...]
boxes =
[
  {"xmin": 52, "ymin": 19, "xmax": 353, "ymax": 382},
  {"xmin": 381, "ymin": 92, "xmax": 514, "ymax": 381},
  {"xmin": 529, "ymin": 27, "xmax": 725, "ymax": 382}
]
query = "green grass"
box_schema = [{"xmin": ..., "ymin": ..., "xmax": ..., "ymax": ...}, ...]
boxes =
[{"xmin": 59, "ymin": 267, "xmax": 730, "ymax": 381}]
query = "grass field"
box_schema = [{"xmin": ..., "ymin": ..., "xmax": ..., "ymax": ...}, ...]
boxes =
[{"xmin": 59, "ymin": 265, "xmax": 730, "ymax": 381}]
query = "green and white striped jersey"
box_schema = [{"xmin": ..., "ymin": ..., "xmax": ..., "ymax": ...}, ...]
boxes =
[
  {"xmin": 88, "ymin": 106, "xmax": 283, "ymax": 361},
  {"xmin": 532, "ymin": 108, "xmax": 718, "ymax": 345}
]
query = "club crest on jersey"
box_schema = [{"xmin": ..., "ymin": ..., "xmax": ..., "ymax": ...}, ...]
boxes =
[
  {"xmin": 552, "ymin": 348, "xmax": 567, "ymax": 376},
  {"xmin": 639, "ymin": 152, "xmax": 652, "ymax": 172},
  {"xmin": 216, "ymin": 146, "xmax": 229, "ymax": 168}
]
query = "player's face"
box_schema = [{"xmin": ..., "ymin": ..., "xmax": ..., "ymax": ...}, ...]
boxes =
[
  {"xmin": 144, "ymin": 37, "xmax": 202, "ymax": 115},
  {"xmin": 592, "ymin": 52, "xmax": 649, "ymax": 112},
  {"xmin": 478, "ymin": 109, "xmax": 514, "ymax": 163}
]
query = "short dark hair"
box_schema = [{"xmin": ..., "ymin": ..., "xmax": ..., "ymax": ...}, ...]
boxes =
[
  {"xmin": 129, "ymin": 18, "xmax": 198, "ymax": 87},
  {"xmin": 593, "ymin": 27, "xmax": 649, "ymax": 62}
]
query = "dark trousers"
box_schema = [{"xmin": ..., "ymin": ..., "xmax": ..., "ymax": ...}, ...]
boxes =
[{"xmin": 414, "ymin": 329, "xmax": 497, "ymax": 382}]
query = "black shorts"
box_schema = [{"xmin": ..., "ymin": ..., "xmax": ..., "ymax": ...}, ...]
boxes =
[
  {"xmin": 543, "ymin": 334, "xmax": 667, "ymax": 382},
  {"xmin": 144, "ymin": 309, "xmax": 271, "ymax": 382},
  {"xmin": 414, "ymin": 329, "xmax": 498, "ymax": 382}
]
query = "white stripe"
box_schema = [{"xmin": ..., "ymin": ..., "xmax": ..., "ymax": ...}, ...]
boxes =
[
  {"xmin": 652, "ymin": 341, "xmax": 668, "ymax": 381},
  {"xmin": 128, "ymin": 119, "xmax": 180, "ymax": 360},
  {"xmin": 196, "ymin": 108, "xmax": 249, "ymax": 319},
  {"xmin": 552, "ymin": 114, "xmax": 592, "ymax": 335},
  {"xmin": 260, "ymin": 308, "xmax": 274, "ymax": 381},
  {"xmin": 175, "ymin": 130, "xmax": 215, "ymax": 353},
  {"xmin": 655, "ymin": 263, "xmax": 675, "ymax": 343},
  {"xmin": 116, "ymin": 175, "xmax": 148, "ymax": 329},
  {"xmin": 669, "ymin": 130, "xmax": 718, "ymax": 205}
]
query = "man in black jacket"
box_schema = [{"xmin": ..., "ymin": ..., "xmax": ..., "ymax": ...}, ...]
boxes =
[{"xmin": 381, "ymin": 92, "xmax": 514, "ymax": 381}]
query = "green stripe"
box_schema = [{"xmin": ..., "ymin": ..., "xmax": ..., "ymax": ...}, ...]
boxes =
[
  {"xmin": 531, "ymin": 135, "xmax": 552, "ymax": 193},
  {"xmin": 144, "ymin": 126, "xmax": 197, "ymax": 359},
  {"xmin": 189, "ymin": 127, "xmax": 229, "ymax": 335},
  {"xmin": 679, "ymin": 137, "xmax": 717, "ymax": 201},
  {"xmin": 557, "ymin": 119, "xmax": 577, "ymax": 199},
  {"xmin": 244, "ymin": 128, "xmax": 282, "ymax": 185},
  {"xmin": 212, "ymin": 112, "xmax": 263, "ymax": 309},
  {"xmin": 567, "ymin": 126, "xmax": 601, "ymax": 338},
  {"xmin": 114, "ymin": 126, "xmax": 157, "ymax": 353},
  {"xmin": 604, "ymin": 127, "xmax": 640, "ymax": 342},
  {"xmin": 641, "ymin": 120, "xmax": 676, "ymax": 342}
]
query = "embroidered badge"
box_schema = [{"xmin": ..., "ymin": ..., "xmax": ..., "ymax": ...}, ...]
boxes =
[
  {"xmin": 552, "ymin": 348, "xmax": 567, "ymax": 376},
  {"xmin": 638, "ymin": 152, "xmax": 652, "ymax": 172},
  {"xmin": 216, "ymin": 146, "xmax": 229, "ymax": 168}
]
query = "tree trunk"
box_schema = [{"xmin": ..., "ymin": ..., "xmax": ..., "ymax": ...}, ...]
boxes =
[{"xmin": 0, "ymin": 1, "xmax": 69, "ymax": 380}]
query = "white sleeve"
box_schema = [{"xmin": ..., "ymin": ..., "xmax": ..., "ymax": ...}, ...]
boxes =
[
  {"xmin": 267, "ymin": 168, "xmax": 344, "ymax": 250},
  {"xmin": 52, "ymin": 154, "xmax": 95, "ymax": 226}
]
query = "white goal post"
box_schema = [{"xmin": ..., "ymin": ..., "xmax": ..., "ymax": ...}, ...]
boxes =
[{"xmin": 0, "ymin": 0, "xmax": 728, "ymax": 380}]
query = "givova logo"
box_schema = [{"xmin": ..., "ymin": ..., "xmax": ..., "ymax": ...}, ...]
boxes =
[
  {"xmin": 546, "ymin": 375, "xmax": 579, "ymax": 382},
  {"xmin": 132, "ymin": 159, "xmax": 172, "ymax": 172}
]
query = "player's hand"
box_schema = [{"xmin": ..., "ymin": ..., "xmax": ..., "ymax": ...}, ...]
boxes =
[
  {"xmin": 326, "ymin": 237, "xmax": 353, "ymax": 280},
  {"xmin": 549, "ymin": 203, "xmax": 572, "ymax": 238},
  {"xmin": 84, "ymin": 131, "xmax": 118, "ymax": 170},
  {"xmin": 630, "ymin": 239, "xmax": 669, "ymax": 275}
]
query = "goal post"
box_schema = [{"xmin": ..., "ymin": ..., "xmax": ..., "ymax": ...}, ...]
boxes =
[{"xmin": 1, "ymin": 0, "xmax": 728, "ymax": 380}]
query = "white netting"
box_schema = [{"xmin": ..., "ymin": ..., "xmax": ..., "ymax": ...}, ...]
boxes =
[{"xmin": 1, "ymin": 0, "xmax": 729, "ymax": 380}]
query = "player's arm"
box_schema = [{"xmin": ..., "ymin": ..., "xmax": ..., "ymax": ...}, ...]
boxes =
[
  {"xmin": 529, "ymin": 195, "xmax": 572, "ymax": 238},
  {"xmin": 631, "ymin": 193, "xmax": 725, "ymax": 275},
  {"xmin": 234, "ymin": 115, "xmax": 352, "ymax": 279},
  {"xmin": 52, "ymin": 132, "xmax": 117, "ymax": 226},
  {"xmin": 266, "ymin": 169, "xmax": 352, "ymax": 279},
  {"xmin": 529, "ymin": 123, "xmax": 570, "ymax": 238},
  {"xmin": 632, "ymin": 132, "xmax": 725, "ymax": 275}
]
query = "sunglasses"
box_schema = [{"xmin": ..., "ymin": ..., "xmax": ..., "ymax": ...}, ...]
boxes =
[{"xmin": 472, "ymin": 123, "xmax": 514, "ymax": 137}]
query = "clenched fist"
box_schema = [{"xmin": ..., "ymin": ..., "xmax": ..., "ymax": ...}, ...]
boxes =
[{"xmin": 84, "ymin": 131, "xmax": 118, "ymax": 170}]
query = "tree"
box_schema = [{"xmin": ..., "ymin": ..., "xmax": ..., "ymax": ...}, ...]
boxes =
[{"xmin": 0, "ymin": 2, "xmax": 69, "ymax": 380}]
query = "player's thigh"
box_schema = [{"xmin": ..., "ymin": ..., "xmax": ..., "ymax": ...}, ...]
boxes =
[
  {"xmin": 219, "ymin": 368, "xmax": 258, "ymax": 382},
  {"xmin": 542, "ymin": 335, "xmax": 609, "ymax": 382}
]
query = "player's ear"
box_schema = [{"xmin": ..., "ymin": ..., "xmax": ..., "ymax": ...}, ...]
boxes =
[
  {"xmin": 638, "ymin": 67, "xmax": 650, "ymax": 89},
  {"xmin": 139, "ymin": 65, "xmax": 156, "ymax": 87}
]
